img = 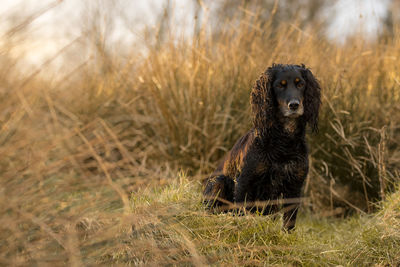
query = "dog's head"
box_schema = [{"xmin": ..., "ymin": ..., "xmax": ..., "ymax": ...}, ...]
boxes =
[{"xmin": 251, "ymin": 64, "xmax": 321, "ymax": 132}]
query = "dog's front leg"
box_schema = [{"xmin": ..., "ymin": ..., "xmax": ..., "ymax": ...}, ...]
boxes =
[
  {"xmin": 234, "ymin": 177, "xmax": 248, "ymax": 204},
  {"xmin": 282, "ymin": 184, "xmax": 303, "ymax": 231},
  {"xmin": 233, "ymin": 163, "xmax": 257, "ymax": 211},
  {"xmin": 282, "ymin": 203, "xmax": 299, "ymax": 231}
]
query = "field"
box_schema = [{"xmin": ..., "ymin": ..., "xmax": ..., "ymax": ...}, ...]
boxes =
[{"xmin": 0, "ymin": 2, "xmax": 400, "ymax": 266}]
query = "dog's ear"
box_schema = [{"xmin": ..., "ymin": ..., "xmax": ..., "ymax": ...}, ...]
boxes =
[
  {"xmin": 301, "ymin": 66, "xmax": 321, "ymax": 133},
  {"xmin": 250, "ymin": 67, "xmax": 276, "ymax": 131}
]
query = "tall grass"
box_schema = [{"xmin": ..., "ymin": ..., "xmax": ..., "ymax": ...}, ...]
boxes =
[
  {"xmin": 112, "ymin": 11, "xmax": 400, "ymax": 213},
  {"xmin": 0, "ymin": 2, "xmax": 399, "ymax": 265}
]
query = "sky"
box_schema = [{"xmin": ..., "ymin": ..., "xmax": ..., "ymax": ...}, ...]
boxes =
[
  {"xmin": 0, "ymin": 0, "xmax": 390, "ymax": 67},
  {"xmin": 326, "ymin": 0, "xmax": 389, "ymax": 40}
]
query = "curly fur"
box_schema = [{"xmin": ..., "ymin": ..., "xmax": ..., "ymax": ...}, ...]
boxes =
[{"xmin": 203, "ymin": 64, "xmax": 321, "ymax": 231}]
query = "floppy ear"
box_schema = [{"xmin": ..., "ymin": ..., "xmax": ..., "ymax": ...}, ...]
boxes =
[
  {"xmin": 250, "ymin": 68, "xmax": 275, "ymax": 131},
  {"xmin": 301, "ymin": 66, "xmax": 321, "ymax": 133}
]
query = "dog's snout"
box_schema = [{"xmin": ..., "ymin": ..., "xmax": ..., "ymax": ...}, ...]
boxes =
[{"xmin": 288, "ymin": 100, "xmax": 300, "ymax": 111}]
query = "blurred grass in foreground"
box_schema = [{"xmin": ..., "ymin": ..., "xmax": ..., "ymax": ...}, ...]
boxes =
[{"xmin": 0, "ymin": 1, "xmax": 400, "ymax": 265}]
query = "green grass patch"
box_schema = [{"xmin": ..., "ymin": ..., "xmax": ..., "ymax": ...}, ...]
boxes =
[{"xmin": 103, "ymin": 175, "xmax": 400, "ymax": 266}]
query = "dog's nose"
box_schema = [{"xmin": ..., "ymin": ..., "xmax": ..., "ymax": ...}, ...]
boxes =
[{"xmin": 288, "ymin": 100, "xmax": 300, "ymax": 111}]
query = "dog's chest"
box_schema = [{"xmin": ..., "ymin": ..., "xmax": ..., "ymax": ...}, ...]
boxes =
[
  {"xmin": 255, "ymin": 155, "xmax": 308, "ymax": 181},
  {"xmin": 252, "ymin": 160, "xmax": 307, "ymax": 200}
]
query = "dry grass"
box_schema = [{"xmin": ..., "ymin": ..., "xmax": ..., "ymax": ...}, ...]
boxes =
[{"xmin": 0, "ymin": 2, "xmax": 400, "ymax": 265}]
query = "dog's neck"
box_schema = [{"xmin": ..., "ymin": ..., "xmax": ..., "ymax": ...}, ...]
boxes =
[
  {"xmin": 255, "ymin": 116, "xmax": 306, "ymax": 141},
  {"xmin": 280, "ymin": 118, "xmax": 297, "ymax": 134},
  {"xmin": 279, "ymin": 116, "xmax": 301, "ymax": 136}
]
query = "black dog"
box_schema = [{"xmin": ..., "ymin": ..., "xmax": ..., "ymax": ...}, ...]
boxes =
[{"xmin": 203, "ymin": 64, "xmax": 321, "ymax": 231}]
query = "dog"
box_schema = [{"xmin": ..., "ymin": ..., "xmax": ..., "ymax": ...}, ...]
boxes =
[{"xmin": 203, "ymin": 64, "xmax": 321, "ymax": 231}]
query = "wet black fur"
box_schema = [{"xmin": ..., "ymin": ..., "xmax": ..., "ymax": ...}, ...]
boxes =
[{"xmin": 203, "ymin": 64, "xmax": 321, "ymax": 231}]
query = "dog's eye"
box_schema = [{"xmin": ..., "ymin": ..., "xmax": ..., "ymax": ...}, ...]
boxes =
[
  {"xmin": 280, "ymin": 80, "xmax": 287, "ymax": 86},
  {"xmin": 295, "ymin": 78, "xmax": 304, "ymax": 88}
]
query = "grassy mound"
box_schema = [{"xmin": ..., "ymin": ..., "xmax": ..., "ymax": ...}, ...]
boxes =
[
  {"xmin": 3, "ymin": 172, "xmax": 399, "ymax": 265},
  {"xmin": 119, "ymin": 175, "xmax": 400, "ymax": 266}
]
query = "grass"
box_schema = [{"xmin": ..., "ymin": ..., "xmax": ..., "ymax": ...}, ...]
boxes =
[
  {"xmin": 124, "ymin": 175, "xmax": 400, "ymax": 266},
  {"xmin": 2, "ymin": 172, "xmax": 400, "ymax": 265},
  {"xmin": 0, "ymin": 1, "xmax": 400, "ymax": 265},
  {"xmin": 64, "ymin": 174, "xmax": 400, "ymax": 265}
]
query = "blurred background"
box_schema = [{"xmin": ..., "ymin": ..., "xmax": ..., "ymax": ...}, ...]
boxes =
[
  {"xmin": 1, "ymin": 0, "xmax": 400, "ymax": 265},
  {"xmin": 1, "ymin": 0, "xmax": 397, "ymax": 68}
]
